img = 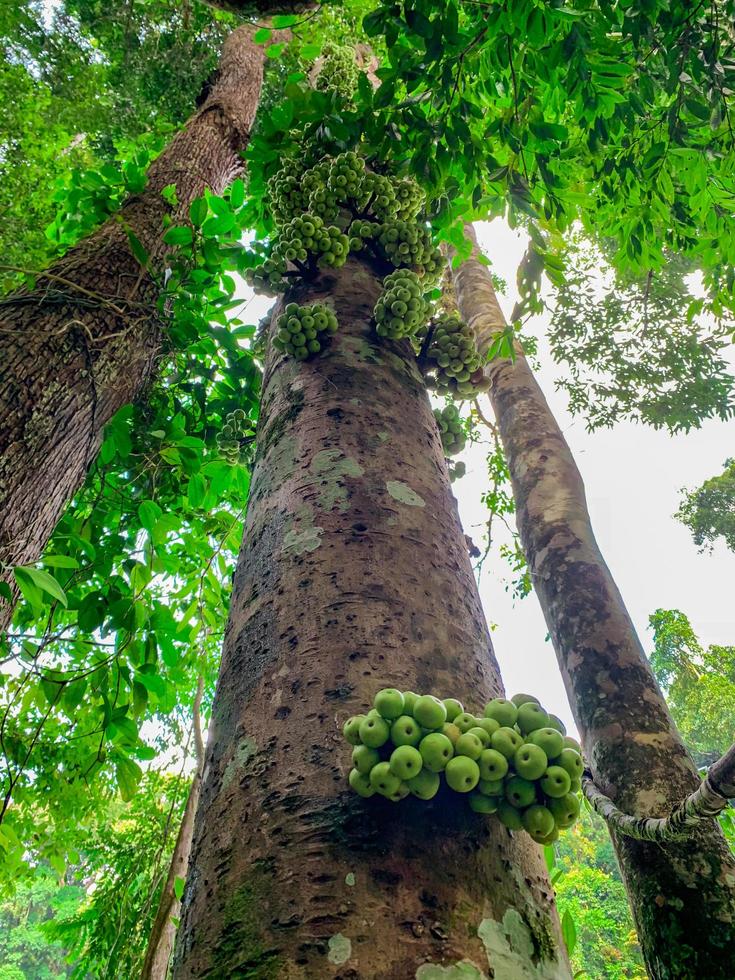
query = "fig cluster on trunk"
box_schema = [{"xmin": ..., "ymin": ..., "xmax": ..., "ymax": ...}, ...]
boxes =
[
  {"xmin": 216, "ymin": 409, "xmax": 255, "ymax": 465},
  {"xmin": 434, "ymin": 404, "xmax": 466, "ymax": 456},
  {"xmin": 374, "ymin": 269, "xmax": 431, "ymax": 339},
  {"xmin": 273, "ymin": 302, "xmax": 339, "ymax": 360},
  {"xmin": 343, "ymin": 689, "xmax": 583, "ymax": 845},
  {"xmin": 422, "ymin": 311, "xmax": 488, "ymax": 398}
]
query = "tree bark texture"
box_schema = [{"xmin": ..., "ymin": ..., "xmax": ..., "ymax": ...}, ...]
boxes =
[
  {"xmin": 452, "ymin": 224, "xmax": 735, "ymax": 979},
  {"xmin": 0, "ymin": 26, "xmax": 266, "ymax": 632},
  {"xmin": 173, "ymin": 255, "xmax": 570, "ymax": 979},
  {"xmin": 141, "ymin": 677, "xmax": 206, "ymax": 980}
]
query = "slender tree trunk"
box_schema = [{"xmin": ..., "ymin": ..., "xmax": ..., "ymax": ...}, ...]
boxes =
[
  {"xmin": 452, "ymin": 223, "xmax": 735, "ymax": 979},
  {"xmin": 0, "ymin": 26, "xmax": 267, "ymax": 632},
  {"xmin": 141, "ymin": 677, "xmax": 206, "ymax": 980},
  {"xmin": 173, "ymin": 254, "xmax": 570, "ymax": 978}
]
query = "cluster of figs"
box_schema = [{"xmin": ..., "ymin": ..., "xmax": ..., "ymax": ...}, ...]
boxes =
[{"xmin": 343, "ymin": 689, "xmax": 583, "ymax": 845}]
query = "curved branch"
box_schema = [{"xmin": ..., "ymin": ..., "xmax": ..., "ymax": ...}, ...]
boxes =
[{"xmin": 583, "ymin": 743, "xmax": 735, "ymax": 842}]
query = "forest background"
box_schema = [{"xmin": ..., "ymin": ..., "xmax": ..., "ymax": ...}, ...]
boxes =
[{"xmin": 1, "ymin": 0, "xmax": 734, "ymax": 977}]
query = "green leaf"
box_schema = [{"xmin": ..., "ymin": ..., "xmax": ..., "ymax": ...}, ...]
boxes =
[
  {"xmin": 43, "ymin": 554, "xmax": 79, "ymax": 569},
  {"xmin": 174, "ymin": 875, "xmax": 185, "ymax": 900},
  {"xmin": 14, "ymin": 565, "xmax": 68, "ymax": 608},
  {"xmin": 300, "ymin": 42, "xmax": 321, "ymax": 60},
  {"xmin": 562, "ymin": 910, "xmax": 577, "ymax": 957},
  {"xmin": 138, "ymin": 499, "xmax": 163, "ymax": 531},
  {"xmin": 189, "ymin": 197, "xmax": 208, "ymax": 227},
  {"xmin": 126, "ymin": 229, "xmax": 149, "ymax": 268},
  {"xmin": 187, "ymin": 473, "xmax": 207, "ymax": 508},
  {"xmin": 229, "ymin": 178, "xmax": 245, "ymax": 210},
  {"xmin": 115, "ymin": 757, "xmax": 143, "ymax": 802},
  {"xmin": 163, "ymin": 225, "xmax": 193, "ymax": 246},
  {"xmin": 253, "ymin": 28, "xmax": 272, "ymax": 44},
  {"xmin": 266, "ymin": 43, "xmax": 286, "ymax": 60},
  {"xmin": 0, "ymin": 582, "xmax": 13, "ymax": 603}
]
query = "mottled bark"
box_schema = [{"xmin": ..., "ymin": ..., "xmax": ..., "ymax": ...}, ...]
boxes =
[
  {"xmin": 141, "ymin": 677, "xmax": 206, "ymax": 980},
  {"xmin": 452, "ymin": 224, "xmax": 735, "ymax": 979},
  {"xmin": 0, "ymin": 27, "xmax": 265, "ymax": 632},
  {"xmin": 174, "ymin": 255, "xmax": 570, "ymax": 979}
]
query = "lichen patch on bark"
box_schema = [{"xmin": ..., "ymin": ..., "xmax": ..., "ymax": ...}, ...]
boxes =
[
  {"xmin": 327, "ymin": 933, "xmax": 352, "ymax": 965},
  {"xmin": 386, "ymin": 480, "xmax": 426, "ymax": 507}
]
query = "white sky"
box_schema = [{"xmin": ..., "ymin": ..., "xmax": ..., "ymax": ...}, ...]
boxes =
[{"xmin": 239, "ymin": 221, "xmax": 735, "ymax": 739}]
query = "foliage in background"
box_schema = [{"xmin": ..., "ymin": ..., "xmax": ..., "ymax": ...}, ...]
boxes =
[
  {"xmin": 549, "ymin": 238, "xmax": 734, "ymax": 433},
  {"xmin": 649, "ymin": 608, "xmax": 735, "ymax": 766},
  {"xmin": 677, "ymin": 458, "xmax": 735, "ymax": 553},
  {"xmin": 0, "ymin": 0, "xmax": 230, "ymax": 279},
  {"xmin": 43, "ymin": 771, "xmax": 187, "ymax": 978},
  {"xmin": 551, "ymin": 810, "xmax": 646, "ymax": 979},
  {"xmin": 0, "ymin": 865, "xmax": 81, "ymax": 979}
]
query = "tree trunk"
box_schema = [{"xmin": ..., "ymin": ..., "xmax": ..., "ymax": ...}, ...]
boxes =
[
  {"xmin": 173, "ymin": 254, "xmax": 570, "ymax": 978},
  {"xmin": 0, "ymin": 25, "xmax": 266, "ymax": 632},
  {"xmin": 452, "ymin": 224, "xmax": 735, "ymax": 979},
  {"xmin": 141, "ymin": 677, "xmax": 206, "ymax": 980}
]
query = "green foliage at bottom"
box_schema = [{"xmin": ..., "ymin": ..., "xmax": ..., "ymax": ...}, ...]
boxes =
[{"xmin": 552, "ymin": 810, "xmax": 646, "ymax": 979}]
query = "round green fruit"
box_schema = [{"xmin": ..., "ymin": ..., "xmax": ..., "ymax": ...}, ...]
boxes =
[
  {"xmin": 491, "ymin": 726, "xmax": 523, "ymax": 759},
  {"xmin": 563, "ymin": 736, "xmax": 582, "ymax": 754},
  {"xmin": 441, "ymin": 722, "xmax": 461, "ymax": 745},
  {"xmin": 535, "ymin": 827, "xmax": 560, "ymax": 845},
  {"xmin": 391, "ymin": 715, "xmax": 422, "ymax": 747},
  {"xmin": 468, "ymin": 726, "xmax": 492, "ymax": 748},
  {"xmin": 453, "ymin": 711, "xmax": 478, "ymax": 733},
  {"xmin": 369, "ymin": 762, "xmax": 401, "ymax": 796},
  {"xmin": 513, "ymin": 743, "xmax": 548, "ymax": 781},
  {"xmin": 511, "ymin": 693, "xmax": 540, "ymax": 707},
  {"xmin": 442, "ymin": 698, "xmax": 464, "ymax": 721},
  {"xmin": 413, "ymin": 695, "xmax": 447, "ymax": 729},
  {"xmin": 343, "ymin": 714, "xmax": 366, "ymax": 745},
  {"xmin": 522, "ymin": 804, "xmax": 555, "ymax": 838},
  {"xmin": 455, "ymin": 732, "xmax": 483, "ymax": 760},
  {"xmin": 540, "ymin": 766, "xmax": 571, "ymax": 799},
  {"xmin": 547, "ymin": 714, "xmax": 567, "ymax": 736},
  {"xmin": 569, "ymin": 776, "xmax": 582, "ymax": 793},
  {"xmin": 528, "ymin": 727, "xmax": 564, "ymax": 760},
  {"xmin": 407, "ymin": 768, "xmax": 440, "ymax": 800},
  {"xmin": 483, "ymin": 698, "xmax": 518, "ymax": 727},
  {"xmin": 497, "ymin": 800, "xmax": 524, "ymax": 830},
  {"xmin": 419, "ymin": 732, "xmax": 454, "ymax": 772},
  {"xmin": 549, "ymin": 792, "xmax": 581, "ymax": 828},
  {"xmin": 474, "ymin": 717, "xmax": 500, "ymax": 737},
  {"xmin": 478, "ymin": 778, "xmax": 504, "ymax": 796},
  {"xmin": 374, "ymin": 687, "xmax": 405, "ymax": 720},
  {"xmin": 478, "ymin": 748, "xmax": 509, "ymax": 781},
  {"xmin": 516, "ymin": 702, "xmax": 550, "ymax": 734},
  {"xmin": 557, "ymin": 748, "xmax": 584, "ymax": 780},
  {"xmin": 402, "ymin": 691, "xmax": 419, "ymax": 715},
  {"xmin": 388, "ymin": 782, "xmax": 411, "ymax": 802},
  {"xmin": 445, "ymin": 756, "xmax": 480, "ymax": 793},
  {"xmin": 349, "ymin": 768, "xmax": 376, "ymax": 798},
  {"xmin": 469, "ymin": 792, "xmax": 498, "ymax": 814},
  {"xmin": 352, "ymin": 744, "xmax": 380, "ymax": 775},
  {"xmin": 504, "ymin": 776, "xmax": 537, "ymax": 808},
  {"xmin": 390, "ymin": 745, "xmax": 423, "ymax": 781},
  {"xmin": 359, "ymin": 715, "xmax": 390, "ymax": 748}
]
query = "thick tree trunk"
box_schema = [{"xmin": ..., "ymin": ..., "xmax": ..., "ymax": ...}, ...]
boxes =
[
  {"xmin": 141, "ymin": 677, "xmax": 206, "ymax": 980},
  {"xmin": 0, "ymin": 26, "xmax": 266, "ymax": 632},
  {"xmin": 452, "ymin": 224, "xmax": 735, "ymax": 979},
  {"xmin": 173, "ymin": 255, "xmax": 570, "ymax": 978}
]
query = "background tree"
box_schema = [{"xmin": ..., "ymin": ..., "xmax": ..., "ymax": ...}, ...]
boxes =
[{"xmin": 676, "ymin": 459, "xmax": 735, "ymax": 553}]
